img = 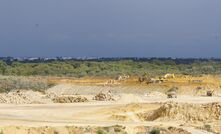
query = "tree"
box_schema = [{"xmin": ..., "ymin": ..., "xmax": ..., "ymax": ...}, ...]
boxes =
[{"xmin": 0, "ymin": 61, "xmax": 7, "ymax": 75}]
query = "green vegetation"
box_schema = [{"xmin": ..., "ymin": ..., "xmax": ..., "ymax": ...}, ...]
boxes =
[
  {"xmin": 150, "ymin": 128, "xmax": 160, "ymax": 134},
  {"xmin": 97, "ymin": 129, "xmax": 104, "ymax": 134},
  {"xmin": 0, "ymin": 76, "xmax": 51, "ymax": 93},
  {"xmin": 203, "ymin": 124, "xmax": 211, "ymax": 132},
  {"xmin": 0, "ymin": 59, "xmax": 221, "ymax": 77}
]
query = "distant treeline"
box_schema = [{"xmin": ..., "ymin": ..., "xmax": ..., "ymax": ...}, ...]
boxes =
[{"xmin": 0, "ymin": 59, "xmax": 221, "ymax": 77}]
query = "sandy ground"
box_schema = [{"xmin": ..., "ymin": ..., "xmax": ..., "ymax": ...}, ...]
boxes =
[
  {"xmin": 0, "ymin": 96, "xmax": 220, "ymax": 133},
  {"xmin": 0, "ymin": 75, "xmax": 221, "ymax": 134}
]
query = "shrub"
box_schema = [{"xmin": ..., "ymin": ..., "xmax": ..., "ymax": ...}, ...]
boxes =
[
  {"xmin": 204, "ymin": 124, "xmax": 211, "ymax": 132},
  {"xmin": 0, "ymin": 76, "xmax": 52, "ymax": 93},
  {"xmin": 97, "ymin": 129, "xmax": 104, "ymax": 134},
  {"xmin": 150, "ymin": 128, "xmax": 160, "ymax": 134}
]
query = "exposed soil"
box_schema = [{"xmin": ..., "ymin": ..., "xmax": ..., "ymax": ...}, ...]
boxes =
[{"xmin": 0, "ymin": 75, "xmax": 221, "ymax": 134}]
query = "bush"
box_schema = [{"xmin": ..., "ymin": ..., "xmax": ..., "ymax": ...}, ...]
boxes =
[
  {"xmin": 150, "ymin": 128, "xmax": 160, "ymax": 134},
  {"xmin": 204, "ymin": 124, "xmax": 211, "ymax": 132},
  {"xmin": 0, "ymin": 76, "xmax": 51, "ymax": 93},
  {"xmin": 97, "ymin": 129, "xmax": 104, "ymax": 134}
]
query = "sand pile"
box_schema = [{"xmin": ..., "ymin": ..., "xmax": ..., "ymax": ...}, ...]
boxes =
[
  {"xmin": 53, "ymin": 96, "xmax": 89, "ymax": 103},
  {"xmin": 0, "ymin": 90, "xmax": 47, "ymax": 104},
  {"xmin": 138, "ymin": 102, "xmax": 221, "ymax": 122},
  {"xmin": 93, "ymin": 91, "xmax": 115, "ymax": 101}
]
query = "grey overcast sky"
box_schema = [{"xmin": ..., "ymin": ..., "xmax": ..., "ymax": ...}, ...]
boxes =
[{"xmin": 0, "ymin": 0, "xmax": 221, "ymax": 58}]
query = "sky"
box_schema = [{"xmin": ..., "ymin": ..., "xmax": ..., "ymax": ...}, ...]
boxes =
[{"xmin": 0, "ymin": 0, "xmax": 221, "ymax": 58}]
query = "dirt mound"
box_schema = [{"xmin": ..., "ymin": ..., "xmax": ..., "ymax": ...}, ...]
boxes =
[
  {"xmin": 0, "ymin": 90, "xmax": 48, "ymax": 104},
  {"xmin": 138, "ymin": 102, "xmax": 221, "ymax": 122},
  {"xmin": 93, "ymin": 91, "xmax": 115, "ymax": 101},
  {"xmin": 53, "ymin": 96, "xmax": 88, "ymax": 103}
]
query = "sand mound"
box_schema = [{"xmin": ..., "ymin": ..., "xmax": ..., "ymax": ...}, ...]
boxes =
[
  {"xmin": 53, "ymin": 96, "xmax": 88, "ymax": 103},
  {"xmin": 93, "ymin": 91, "xmax": 115, "ymax": 101},
  {"xmin": 0, "ymin": 90, "xmax": 48, "ymax": 104},
  {"xmin": 106, "ymin": 104, "xmax": 157, "ymax": 123},
  {"xmin": 138, "ymin": 102, "xmax": 221, "ymax": 122}
]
